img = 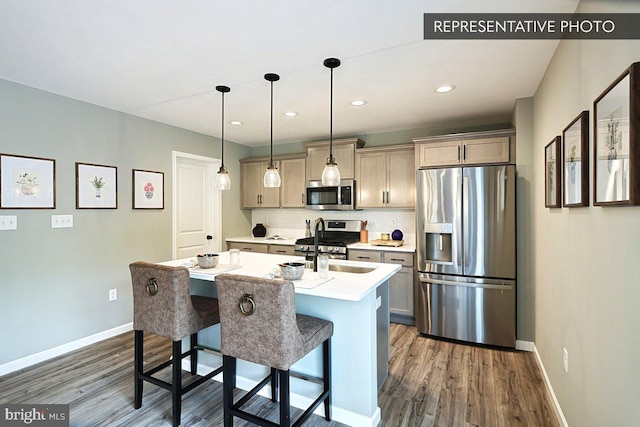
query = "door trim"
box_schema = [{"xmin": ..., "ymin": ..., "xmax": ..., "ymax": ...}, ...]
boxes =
[{"xmin": 172, "ymin": 151, "xmax": 222, "ymax": 259}]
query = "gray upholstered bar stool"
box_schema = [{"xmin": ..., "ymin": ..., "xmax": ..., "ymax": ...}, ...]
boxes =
[
  {"xmin": 215, "ymin": 273, "xmax": 333, "ymax": 427},
  {"xmin": 129, "ymin": 261, "xmax": 223, "ymax": 427}
]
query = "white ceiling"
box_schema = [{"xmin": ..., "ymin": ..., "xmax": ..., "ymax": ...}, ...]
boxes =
[{"xmin": 0, "ymin": 0, "xmax": 580, "ymax": 147}]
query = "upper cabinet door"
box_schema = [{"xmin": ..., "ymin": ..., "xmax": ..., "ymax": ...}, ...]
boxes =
[
  {"xmin": 417, "ymin": 141, "xmax": 462, "ymax": 168},
  {"xmin": 280, "ymin": 157, "xmax": 306, "ymax": 208},
  {"xmin": 462, "ymin": 136, "xmax": 511, "ymax": 165},
  {"xmin": 386, "ymin": 149, "xmax": 415, "ymax": 208},
  {"xmin": 241, "ymin": 161, "xmax": 262, "ymax": 208},
  {"xmin": 305, "ymin": 138, "xmax": 365, "ymax": 181},
  {"xmin": 355, "ymin": 151, "xmax": 386, "ymax": 208},
  {"xmin": 355, "ymin": 145, "xmax": 415, "ymax": 209}
]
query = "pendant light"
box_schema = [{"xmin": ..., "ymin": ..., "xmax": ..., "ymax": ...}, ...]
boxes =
[
  {"xmin": 321, "ymin": 57, "xmax": 341, "ymax": 186},
  {"xmin": 215, "ymin": 85, "xmax": 231, "ymax": 190},
  {"xmin": 263, "ymin": 73, "xmax": 281, "ymax": 188}
]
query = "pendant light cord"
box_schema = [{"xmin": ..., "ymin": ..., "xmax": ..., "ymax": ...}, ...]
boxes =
[
  {"xmin": 220, "ymin": 91, "xmax": 225, "ymax": 168},
  {"xmin": 329, "ymin": 66, "xmax": 334, "ymax": 162},
  {"xmin": 270, "ymin": 79, "xmax": 274, "ymax": 167}
]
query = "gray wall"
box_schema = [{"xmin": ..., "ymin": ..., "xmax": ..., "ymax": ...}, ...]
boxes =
[
  {"xmin": 532, "ymin": 0, "xmax": 640, "ymax": 425},
  {"xmin": 513, "ymin": 97, "xmax": 535, "ymax": 342},
  {"xmin": 0, "ymin": 79, "xmax": 250, "ymax": 364}
]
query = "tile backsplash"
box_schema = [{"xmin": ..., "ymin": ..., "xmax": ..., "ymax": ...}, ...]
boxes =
[{"xmin": 251, "ymin": 208, "xmax": 416, "ymax": 244}]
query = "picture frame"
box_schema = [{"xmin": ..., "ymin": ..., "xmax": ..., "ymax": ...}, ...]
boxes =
[
  {"xmin": 562, "ymin": 111, "xmax": 590, "ymax": 207},
  {"xmin": 0, "ymin": 153, "xmax": 56, "ymax": 209},
  {"xmin": 132, "ymin": 169, "xmax": 164, "ymax": 209},
  {"xmin": 76, "ymin": 162, "xmax": 118, "ymax": 209},
  {"xmin": 545, "ymin": 136, "xmax": 561, "ymax": 208},
  {"xmin": 593, "ymin": 62, "xmax": 640, "ymax": 206}
]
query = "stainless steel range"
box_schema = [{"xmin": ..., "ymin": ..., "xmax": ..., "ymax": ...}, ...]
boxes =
[{"xmin": 294, "ymin": 219, "xmax": 362, "ymax": 260}]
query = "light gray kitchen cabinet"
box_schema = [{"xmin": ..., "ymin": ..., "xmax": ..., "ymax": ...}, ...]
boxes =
[
  {"xmin": 382, "ymin": 251, "xmax": 415, "ymax": 323},
  {"xmin": 348, "ymin": 249, "xmax": 382, "ymax": 263},
  {"xmin": 305, "ymin": 138, "xmax": 365, "ymax": 181},
  {"xmin": 355, "ymin": 145, "xmax": 415, "ymax": 208},
  {"xmin": 227, "ymin": 241, "xmax": 294, "ymax": 255},
  {"xmin": 240, "ymin": 160, "xmax": 280, "ymax": 208},
  {"xmin": 348, "ymin": 248, "xmax": 415, "ymax": 325},
  {"xmin": 227, "ymin": 242, "xmax": 269, "ymax": 253},
  {"xmin": 414, "ymin": 129, "xmax": 515, "ymax": 168},
  {"xmin": 279, "ymin": 157, "xmax": 306, "ymax": 208},
  {"xmin": 268, "ymin": 245, "xmax": 295, "ymax": 256}
]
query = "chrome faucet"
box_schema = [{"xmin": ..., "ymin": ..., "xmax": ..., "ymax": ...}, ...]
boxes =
[{"xmin": 313, "ymin": 217, "xmax": 325, "ymax": 272}]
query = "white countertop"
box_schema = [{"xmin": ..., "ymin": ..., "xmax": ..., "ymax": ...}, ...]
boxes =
[
  {"xmin": 225, "ymin": 236, "xmax": 415, "ymax": 253},
  {"xmin": 160, "ymin": 251, "xmax": 400, "ymax": 302},
  {"xmin": 225, "ymin": 235, "xmax": 299, "ymax": 245},
  {"xmin": 348, "ymin": 241, "xmax": 416, "ymax": 253}
]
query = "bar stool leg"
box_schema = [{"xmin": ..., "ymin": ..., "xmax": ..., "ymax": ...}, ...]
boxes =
[
  {"xmin": 279, "ymin": 369, "xmax": 291, "ymax": 427},
  {"xmin": 323, "ymin": 339, "xmax": 332, "ymax": 421},
  {"xmin": 270, "ymin": 367, "xmax": 278, "ymax": 402},
  {"xmin": 134, "ymin": 330, "xmax": 144, "ymax": 409},
  {"xmin": 190, "ymin": 333, "xmax": 198, "ymax": 375},
  {"xmin": 172, "ymin": 340, "xmax": 182, "ymax": 427},
  {"xmin": 223, "ymin": 355, "xmax": 235, "ymax": 427}
]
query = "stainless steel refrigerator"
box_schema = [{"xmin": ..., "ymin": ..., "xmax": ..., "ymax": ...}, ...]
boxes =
[{"xmin": 416, "ymin": 165, "xmax": 516, "ymax": 348}]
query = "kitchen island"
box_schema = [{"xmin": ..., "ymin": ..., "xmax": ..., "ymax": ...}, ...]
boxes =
[{"xmin": 161, "ymin": 251, "xmax": 400, "ymax": 427}]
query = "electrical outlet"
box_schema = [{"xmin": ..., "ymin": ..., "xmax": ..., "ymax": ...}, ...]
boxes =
[
  {"xmin": 391, "ymin": 218, "xmax": 397, "ymax": 227},
  {"xmin": 51, "ymin": 214, "xmax": 73, "ymax": 228},
  {"xmin": 563, "ymin": 348, "xmax": 569, "ymax": 373},
  {"xmin": 109, "ymin": 289, "xmax": 117, "ymax": 301},
  {"xmin": 0, "ymin": 215, "xmax": 18, "ymax": 230}
]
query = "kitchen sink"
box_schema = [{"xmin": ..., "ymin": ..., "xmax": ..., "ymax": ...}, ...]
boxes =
[
  {"xmin": 303, "ymin": 260, "xmax": 377, "ymax": 274},
  {"xmin": 328, "ymin": 264, "xmax": 376, "ymax": 274}
]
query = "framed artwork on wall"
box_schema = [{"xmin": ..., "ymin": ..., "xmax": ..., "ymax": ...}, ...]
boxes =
[
  {"xmin": 0, "ymin": 153, "xmax": 56, "ymax": 209},
  {"xmin": 132, "ymin": 169, "xmax": 164, "ymax": 209},
  {"xmin": 76, "ymin": 162, "xmax": 118, "ymax": 209},
  {"xmin": 593, "ymin": 62, "xmax": 640, "ymax": 206},
  {"xmin": 562, "ymin": 111, "xmax": 590, "ymax": 207},
  {"xmin": 545, "ymin": 136, "xmax": 561, "ymax": 208}
]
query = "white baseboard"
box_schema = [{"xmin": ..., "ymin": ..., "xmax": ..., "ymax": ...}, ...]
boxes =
[
  {"xmin": 532, "ymin": 343, "xmax": 569, "ymax": 427},
  {"xmin": 516, "ymin": 339, "xmax": 535, "ymax": 351},
  {"xmin": 0, "ymin": 323, "xmax": 133, "ymax": 377}
]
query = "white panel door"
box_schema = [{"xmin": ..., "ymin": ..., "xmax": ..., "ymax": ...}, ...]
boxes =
[{"xmin": 173, "ymin": 152, "xmax": 221, "ymax": 259}]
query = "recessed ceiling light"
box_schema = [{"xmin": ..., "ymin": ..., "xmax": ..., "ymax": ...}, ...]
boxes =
[
  {"xmin": 283, "ymin": 111, "xmax": 298, "ymax": 117},
  {"xmin": 350, "ymin": 99, "xmax": 367, "ymax": 106},
  {"xmin": 436, "ymin": 84, "xmax": 456, "ymax": 93},
  {"xmin": 229, "ymin": 120, "xmax": 243, "ymax": 125}
]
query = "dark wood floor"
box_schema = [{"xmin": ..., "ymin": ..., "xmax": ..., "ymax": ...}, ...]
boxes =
[{"xmin": 0, "ymin": 324, "xmax": 560, "ymax": 426}]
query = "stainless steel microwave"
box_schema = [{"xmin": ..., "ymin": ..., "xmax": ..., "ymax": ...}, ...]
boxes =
[{"xmin": 305, "ymin": 180, "xmax": 357, "ymax": 210}]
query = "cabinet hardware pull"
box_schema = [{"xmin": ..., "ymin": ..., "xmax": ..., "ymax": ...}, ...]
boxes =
[{"xmin": 357, "ymin": 256, "xmax": 370, "ymax": 260}]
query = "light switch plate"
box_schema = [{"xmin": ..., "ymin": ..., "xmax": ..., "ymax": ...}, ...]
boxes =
[
  {"xmin": 0, "ymin": 215, "xmax": 18, "ymax": 230},
  {"xmin": 51, "ymin": 214, "xmax": 73, "ymax": 228}
]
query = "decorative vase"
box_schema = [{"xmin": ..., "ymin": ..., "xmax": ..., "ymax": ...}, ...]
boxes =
[
  {"xmin": 252, "ymin": 223, "xmax": 267, "ymax": 237},
  {"xmin": 391, "ymin": 229, "xmax": 403, "ymax": 241}
]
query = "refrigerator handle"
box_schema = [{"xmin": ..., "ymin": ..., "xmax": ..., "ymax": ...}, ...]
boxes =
[
  {"xmin": 498, "ymin": 168, "xmax": 506, "ymax": 214},
  {"xmin": 462, "ymin": 174, "xmax": 469, "ymax": 269}
]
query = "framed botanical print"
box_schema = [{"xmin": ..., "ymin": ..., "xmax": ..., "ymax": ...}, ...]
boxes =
[
  {"xmin": 545, "ymin": 136, "xmax": 561, "ymax": 208},
  {"xmin": 562, "ymin": 111, "xmax": 589, "ymax": 207},
  {"xmin": 132, "ymin": 169, "xmax": 164, "ymax": 209},
  {"xmin": 76, "ymin": 162, "xmax": 118, "ymax": 209},
  {"xmin": 0, "ymin": 153, "xmax": 56, "ymax": 209},
  {"xmin": 593, "ymin": 62, "xmax": 640, "ymax": 205}
]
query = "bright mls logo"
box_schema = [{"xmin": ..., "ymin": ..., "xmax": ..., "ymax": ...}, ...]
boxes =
[
  {"xmin": 424, "ymin": 13, "xmax": 640, "ymax": 39},
  {"xmin": 0, "ymin": 405, "xmax": 69, "ymax": 426}
]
